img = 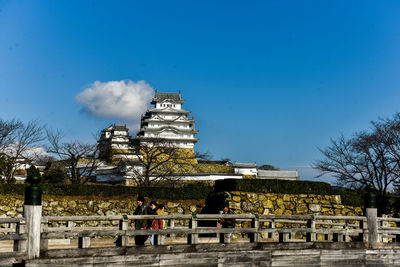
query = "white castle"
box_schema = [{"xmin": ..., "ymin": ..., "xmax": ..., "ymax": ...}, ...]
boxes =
[
  {"xmin": 98, "ymin": 91, "xmax": 198, "ymax": 161},
  {"xmin": 136, "ymin": 91, "xmax": 198, "ymax": 148},
  {"xmin": 96, "ymin": 90, "xmax": 299, "ymax": 183}
]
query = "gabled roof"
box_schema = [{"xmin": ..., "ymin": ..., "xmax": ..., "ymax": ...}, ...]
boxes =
[
  {"xmin": 233, "ymin": 162, "xmax": 257, "ymax": 168},
  {"xmin": 102, "ymin": 124, "xmax": 129, "ymax": 132},
  {"xmin": 144, "ymin": 114, "xmax": 194, "ymax": 123},
  {"xmin": 142, "ymin": 125, "xmax": 198, "ymax": 134},
  {"xmin": 151, "ymin": 91, "xmax": 185, "ymax": 104},
  {"xmin": 147, "ymin": 108, "xmax": 190, "ymax": 115}
]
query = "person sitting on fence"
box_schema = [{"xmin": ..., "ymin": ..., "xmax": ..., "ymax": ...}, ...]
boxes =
[
  {"xmin": 133, "ymin": 196, "xmax": 149, "ymax": 245},
  {"xmin": 148, "ymin": 201, "xmax": 164, "ymax": 245}
]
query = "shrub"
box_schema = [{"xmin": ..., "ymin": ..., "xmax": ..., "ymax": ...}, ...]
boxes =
[
  {"xmin": 42, "ymin": 163, "xmax": 67, "ymax": 184},
  {"xmin": 0, "ymin": 182, "xmax": 213, "ymax": 200}
]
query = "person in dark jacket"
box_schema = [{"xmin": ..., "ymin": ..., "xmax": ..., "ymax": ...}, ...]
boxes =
[
  {"xmin": 219, "ymin": 205, "xmax": 235, "ymax": 243},
  {"xmin": 133, "ymin": 196, "xmax": 149, "ymax": 245}
]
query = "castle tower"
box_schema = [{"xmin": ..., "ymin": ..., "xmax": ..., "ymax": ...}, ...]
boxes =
[
  {"xmin": 136, "ymin": 91, "xmax": 198, "ymax": 149},
  {"xmin": 98, "ymin": 124, "xmax": 138, "ymax": 162}
]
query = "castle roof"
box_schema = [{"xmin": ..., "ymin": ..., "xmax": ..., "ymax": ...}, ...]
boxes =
[
  {"xmin": 140, "ymin": 126, "xmax": 198, "ymax": 134},
  {"xmin": 233, "ymin": 162, "xmax": 257, "ymax": 168},
  {"xmin": 137, "ymin": 136, "xmax": 198, "ymax": 143},
  {"xmin": 142, "ymin": 116, "xmax": 194, "ymax": 123},
  {"xmin": 151, "ymin": 91, "xmax": 185, "ymax": 104},
  {"xmin": 101, "ymin": 124, "xmax": 129, "ymax": 132},
  {"xmin": 147, "ymin": 108, "xmax": 190, "ymax": 115}
]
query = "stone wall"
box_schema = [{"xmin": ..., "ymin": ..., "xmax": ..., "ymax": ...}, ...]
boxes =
[
  {"xmin": 0, "ymin": 191, "xmax": 362, "ymax": 220},
  {"xmin": 227, "ymin": 191, "xmax": 363, "ymax": 216},
  {"xmin": 0, "ymin": 195, "xmax": 204, "ymax": 219}
]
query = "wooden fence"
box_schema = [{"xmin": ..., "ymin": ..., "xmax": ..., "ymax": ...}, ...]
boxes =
[{"xmin": 1, "ymin": 208, "xmax": 399, "ymax": 260}]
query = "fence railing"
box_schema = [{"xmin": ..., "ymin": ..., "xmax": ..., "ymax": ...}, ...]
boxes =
[{"xmin": 1, "ymin": 208, "xmax": 399, "ymax": 260}]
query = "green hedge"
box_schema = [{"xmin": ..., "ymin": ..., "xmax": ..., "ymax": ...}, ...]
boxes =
[
  {"xmin": 214, "ymin": 179, "xmax": 363, "ymax": 206},
  {"xmin": 0, "ymin": 183, "xmax": 213, "ymax": 200}
]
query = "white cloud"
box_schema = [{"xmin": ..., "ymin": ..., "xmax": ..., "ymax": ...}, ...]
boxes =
[{"xmin": 76, "ymin": 80, "xmax": 154, "ymax": 130}]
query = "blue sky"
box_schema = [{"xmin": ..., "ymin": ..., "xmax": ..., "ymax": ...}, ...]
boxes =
[{"xmin": 1, "ymin": 1, "xmax": 400, "ymax": 184}]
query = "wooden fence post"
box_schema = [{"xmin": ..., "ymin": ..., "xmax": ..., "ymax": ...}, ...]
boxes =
[
  {"xmin": 187, "ymin": 215, "xmax": 198, "ymax": 244},
  {"xmin": 116, "ymin": 215, "xmax": 129, "ymax": 246},
  {"xmin": 169, "ymin": 219, "xmax": 175, "ymax": 240},
  {"xmin": 40, "ymin": 218, "xmax": 48, "ymax": 251},
  {"xmin": 366, "ymin": 208, "xmax": 378, "ymax": 248},
  {"xmin": 306, "ymin": 215, "xmax": 316, "ymax": 242},
  {"xmin": 359, "ymin": 218, "xmax": 367, "ymax": 243},
  {"xmin": 24, "ymin": 205, "xmax": 42, "ymax": 259},
  {"xmin": 269, "ymin": 219, "xmax": 277, "ymax": 241},
  {"xmin": 279, "ymin": 231, "xmax": 289, "ymax": 243},
  {"xmin": 250, "ymin": 215, "xmax": 260, "ymax": 243},
  {"xmin": 13, "ymin": 220, "xmax": 26, "ymax": 252},
  {"xmin": 24, "ymin": 174, "xmax": 42, "ymax": 259},
  {"xmin": 78, "ymin": 236, "xmax": 91, "ymax": 248},
  {"xmin": 396, "ymin": 220, "xmax": 400, "ymax": 243}
]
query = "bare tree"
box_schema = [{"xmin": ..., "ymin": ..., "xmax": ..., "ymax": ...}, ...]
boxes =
[
  {"xmin": 0, "ymin": 119, "xmax": 44, "ymax": 183},
  {"xmin": 371, "ymin": 113, "xmax": 400, "ymax": 177},
  {"xmin": 0, "ymin": 118, "xmax": 23, "ymax": 150},
  {"xmin": 313, "ymin": 113, "xmax": 400, "ymax": 213},
  {"xmin": 130, "ymin": 139, "xmax": 196, "ymax": 186},
  {"xmin": 46, "ymin": 129, "xmax": 99, "ymax": 184},
  {"xmin": 314, "ymin": 132, "xmax": 397, "ymax": 198},
  {"xmin": 258, "ymin": 164, "xmax": 280, "ymax": 170}
]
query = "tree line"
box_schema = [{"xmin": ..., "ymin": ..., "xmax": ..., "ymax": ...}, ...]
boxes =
[
  {"xmin": 0, "ymin": 118, "xmax": 207, "ymax": 186},
  {"xmin": 0, "ymin": 118, "xmax": 98, "ymax": 184}
]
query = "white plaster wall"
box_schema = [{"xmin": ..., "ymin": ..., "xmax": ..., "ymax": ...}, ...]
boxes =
[
  {"xmin": 257, "ymin": 170, "xmax": 299, "ymax": 180},
  {"xmin": 234, "ymin": 167, "xmax": 258, "ymax": 175}
]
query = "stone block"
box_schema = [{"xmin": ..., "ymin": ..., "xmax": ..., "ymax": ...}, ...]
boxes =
[
  {"xmin": 68, "ymin": 200, "xmax": 77, "ymax": 208},
  {"xmin": 284, "ymin": 203, "xmax": 295, "ymax": 210},
  {"xmin": 296, "ymin": 204, "xmax": 308, "ymax": 214},
  {"xmin": 167, "ymin": 202, "xmax": 179, "ymax": 208},
  {"xmin": 309, "ymin": 204, "xmax": 321, "ymax": 212},
  {"xmin": 190, "ymin": 205, "xmax": 197, "ymax": 213},
  {"xmin": 262, "ymin": 200, "xmax": 274, "ymax": 209},
  {"xmin": 283, "ymin": 194, "xmax": 291, "ymax": 201},
  {"xmin": 333, "ymin": 195, "xmax": 341, "ymax": 204},
  {"xmin": 273, "ymin": 208, "xmax": 283, "ymax": 215},
  {"xmin": 284, "ymin": 210, "xmax": 292, "ymax": 215},
  {"xmin": 0, "ymin": 206, "xmax": 10, "ymax": 212},
  {"xmin": 304, "ymin": 198, "xmax": 313, "ymax": 204},
  {"xmin": 6, "ymin": 210, "xmax": 17, "ymax": 217},
  {"xmin": 241, "ymin": 202, "xmax": 255, "ymax": 212},
  {"xmin": 355, "ymin": 207, "xmax": 363, "ymax": 214},
  {"xmin": 229, "ymin": 201, "xmax": 241, "ymax": 210},
  {"xmin": 232, "ymin": 196, "xmax": 241, "ymax": 202},
  {"xmin": 246, "ymin": 193, "xmax": 258, "ymax": 201}
]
